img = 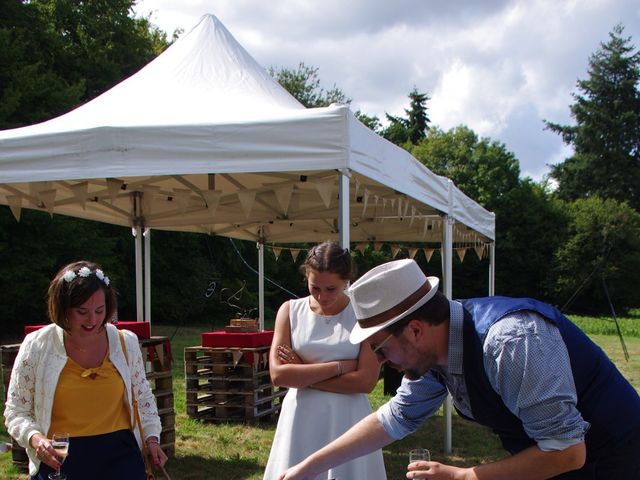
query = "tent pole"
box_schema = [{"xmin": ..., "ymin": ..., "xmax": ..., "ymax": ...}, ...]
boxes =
[
  {"xmin": 134, "ymin": 226, "xmax": 143, "ymax": 321},
  {"xmin": 489, "ymin": 242, "xmax": 496, "ymax": 296},
  {"xmin": 338, "ymin": 169, "xmax": 350, "ymax": 249},
  {"xmin": 144, "ymin": 228, "xmax": 151, "ymax": 324},
  {"xmin": 257, "ymin": 240, "xmax": 265, "ymax": 331},
  {"xmin": 442, "ymin": 212, "xmax": 454, "ymax": 455}
]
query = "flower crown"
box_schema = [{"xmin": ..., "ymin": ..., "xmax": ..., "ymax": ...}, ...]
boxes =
[{"xmin": 63, "ymin": 267, "xmax": 110, "ymax": 286}]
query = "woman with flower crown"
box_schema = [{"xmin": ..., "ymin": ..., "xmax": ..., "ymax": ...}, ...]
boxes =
[
  {"xmin": 263, "ymin": 241, "xmax": 386, "ymax": 480},
  {"xmin": 4, "ymin": 260, "xmax": 167, "ymax": 479}
]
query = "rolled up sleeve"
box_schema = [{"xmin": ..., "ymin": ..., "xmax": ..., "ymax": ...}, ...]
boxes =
[{"xmin": 377, "ymin": 372, "xmax": 448, "ymax": 440}]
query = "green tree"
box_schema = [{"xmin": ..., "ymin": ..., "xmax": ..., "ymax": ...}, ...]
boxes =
[
  {"xmin": 411, "ymin": 126, "xmax": 566, "ymax": 299},
  {"xmin": 546, "ymin": 197, "xmax": 640, "ymax": 314},
  {"xmin": 382, "ymin": 88, "xmax": 430, "ymax": 146},
  {"xmin": 546, "ymin": 24, "xmax": 640, "ymax": 210},
  {"xmin": 0, "ymin": 0, "xmax": 167, "ymax": 129},
  {"xmin": 269, "ymin": 62, "xmax": 350, "ymax": 108}
]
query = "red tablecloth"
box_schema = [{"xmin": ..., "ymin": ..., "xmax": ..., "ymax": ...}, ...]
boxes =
[
  {"xmin": 201, "ymin": 330, "xmax": 273, "ymax": 348},
  {"xmin": 24, "ymin": 321, "xmax": 151, "ymax": 339}
]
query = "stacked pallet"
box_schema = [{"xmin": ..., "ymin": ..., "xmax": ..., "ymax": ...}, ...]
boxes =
[
  {"xmin": 185, "ymin": 345, "xmax": 286, "ymax": 423},
  {"xmin": 139, "ymin": 337, "xmax": 176, "ymax": 457}
]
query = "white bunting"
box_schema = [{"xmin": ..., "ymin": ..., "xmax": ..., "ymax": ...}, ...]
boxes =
[
  {"xmin": 424, "ymin": 248, "xmax": 435, "ymax": 262},
  {"xmin": 106, "ymin": 178, "xmax": 124, "ymax": 204},
  {"xmin": 173, "ymin": 189, "xmax": 192, "ymax": 214},
  {"xmin": 391, "ymin": 245, "xmax": 401, "ymax": 258},
  {"xmin": 275, "ymin": 185, "xmax": 294, "ymax": 215},
  {"xmin": 7, "ymin": 195, "xmax": 22, "ymax": 221},
  {"xmin": 474, "ymin": 244, "xmax": 485, "ymax": 260},
  {"xmin": 314, "ymin": 178, "xmax": 334, "ymax": 208},
  {"xmin": 202, "ymin": 190, "xmax": 222, "ymax": 218},
  {"xmin": 356, "ymin": 242, "xmax": 367, "ymax": 255},
  {"xmin": 238, "ymin": 190, "xmax": 256, "ymax": 218},
  {"xmin": 39, "ymin": 189, "xmax": 57, "ymax": 216},
  {"xmin": 142, "ymin": 186, "xmax": 160, "ymax": 215},
  {"xmin": 290, "ymin": 248, "xmax": 301, "ymax": 262},
  {"xmin": 272, "ymin": 247, "xmax": 282, "ymax": 260},
  {"xmin": 408, "ymin": 247, "xmax": 418, "ymax": 259},
  {"xmin": 362, "ymin": 189, "xmax": 370, "ymax": 216},
  {"xmin": 70, "ymin": 181, "xmax": 89, "ymax": 210},
  {"xmin": 373, "ymin": 242, "xmax": 383, "ymax": 252},
  {"xmin": 456, "ymin": 248, "xmax": 467, "ymax": 262}
]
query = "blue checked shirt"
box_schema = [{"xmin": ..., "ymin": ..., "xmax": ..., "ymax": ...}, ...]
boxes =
[{"xmin": 377, "ymin": 300, "xmax": 589, "ymax": 452}]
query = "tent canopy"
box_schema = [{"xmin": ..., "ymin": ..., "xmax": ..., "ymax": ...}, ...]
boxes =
[{"xmin": 0, "ymin": 14, "xmax": 494, "ymax": 246}]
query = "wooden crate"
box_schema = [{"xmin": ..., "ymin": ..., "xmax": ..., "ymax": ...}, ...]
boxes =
[
  {"xmin": 0, "ymin": 336, "xmax": 176, "ymax": 471},
  {"xmin": 185, "ymin": 345, "xmax": 287, "ymax": 423},
  {"xmin": 139, "ymin": 336, "xmax": 176, "ymax": 457},
  {"xmin": 1, "ymin": 344, "xmax": 28, "ymax": 472}
]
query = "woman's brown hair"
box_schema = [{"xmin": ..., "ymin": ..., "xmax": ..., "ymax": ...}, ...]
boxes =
[
  {"xmin": 47, "ymin": 260, "xmax": 117, "ymax": 330},
  {"xmin": 300, "ymin": 241, "xmax": 355, "ymax": 281}
]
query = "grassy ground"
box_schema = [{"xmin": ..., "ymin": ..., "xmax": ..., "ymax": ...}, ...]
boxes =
[{"xmin": 1, "ymin": 315, "xmax": 638, "ymax": 479}]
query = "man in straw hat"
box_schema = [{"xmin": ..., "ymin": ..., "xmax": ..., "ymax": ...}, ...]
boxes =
[{"xmin": 278, "ymin": 259, "xmax": 640, "ymax": 479}]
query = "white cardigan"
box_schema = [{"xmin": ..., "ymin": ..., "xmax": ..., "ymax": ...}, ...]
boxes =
[{"xmin": 3, "ymin": 323, "xmax": 162, "ymax": 476}]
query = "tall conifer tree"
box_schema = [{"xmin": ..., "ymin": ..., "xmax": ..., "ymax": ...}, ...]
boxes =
[{"xmin": 546, "ymin": 25, "xmax": 640, "ymax": 210}]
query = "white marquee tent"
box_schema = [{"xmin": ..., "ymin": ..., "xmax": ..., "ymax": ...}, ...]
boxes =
[{"xmin": 0, "ymin": 14, "xmax": 495, "ymax": 452}]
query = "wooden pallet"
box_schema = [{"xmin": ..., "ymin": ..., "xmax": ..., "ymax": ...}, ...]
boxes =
[
  {"xmin": 1, "ymin": 336, "xmax": 176, "ymax": 471},
  {"xmin": 185, "ymin": 345, "xmax": 286, "ymax": 423}
]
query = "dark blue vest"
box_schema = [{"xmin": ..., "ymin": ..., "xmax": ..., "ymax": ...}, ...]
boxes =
[{"xmin": 458, "ymin": 296, "xmax": 640, "ymax": 457}]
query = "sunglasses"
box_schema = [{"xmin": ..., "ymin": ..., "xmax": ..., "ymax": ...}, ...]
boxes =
[{"xmin": 371, "ymin": 332, "xmax": 394, "ymax": 358}]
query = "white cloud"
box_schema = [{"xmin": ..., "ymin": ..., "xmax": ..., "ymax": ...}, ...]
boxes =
[{"xmin": 134, "ymin": 0, "xmax": 640, "ymax": 181}]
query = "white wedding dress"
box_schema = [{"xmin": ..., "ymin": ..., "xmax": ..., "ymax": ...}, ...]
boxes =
[{"xmin": 263, "ymin": 297, "xmax": 386, "ymax": 480}]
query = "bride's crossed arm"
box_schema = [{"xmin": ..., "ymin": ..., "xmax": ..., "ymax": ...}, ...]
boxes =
[{"xmin": 269, "ymin": 301, "xmax": 380, "ymax": 394}]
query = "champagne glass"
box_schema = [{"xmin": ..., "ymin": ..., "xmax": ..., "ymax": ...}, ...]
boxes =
[
  {"xmin": 48, "ymin": 432, "xmax": 69, "ymax": 480},
  {"xmin": 409, "ymin": 447, "xmax": 430, "ymax": 463}
]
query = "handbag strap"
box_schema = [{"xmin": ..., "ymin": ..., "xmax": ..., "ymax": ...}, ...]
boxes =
[{"xmin": 118, "ymin": 330, "xmax": 151, "ymax": 459}]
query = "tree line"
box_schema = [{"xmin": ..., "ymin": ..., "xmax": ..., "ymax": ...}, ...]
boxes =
[{"xmin": 1, "ymin": 2, "xmax": 639, "ymax": 338}]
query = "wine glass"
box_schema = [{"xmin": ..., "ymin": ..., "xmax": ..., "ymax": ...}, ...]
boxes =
[
  {"xmin": 409, "ymin": 447, "xmax": 430, "ymax": 464},
  {"xmin": 48, "ymin": 432, "xmax": 69, "ymax": 480}
]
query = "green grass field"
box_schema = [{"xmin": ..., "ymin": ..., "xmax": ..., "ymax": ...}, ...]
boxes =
[{"xmin": 1, "ymin": 314, "xmax": 638, "ymax": 479}]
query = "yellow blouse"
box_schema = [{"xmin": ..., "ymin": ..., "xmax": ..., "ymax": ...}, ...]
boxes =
[{"xmin": 48, "ymin": 354, "xmax": 131, "ymax": 437}]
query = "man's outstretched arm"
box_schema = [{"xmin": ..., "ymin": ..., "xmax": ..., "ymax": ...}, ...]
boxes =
[{"xmin": 278, "ymin": 412, "xmax": 394, "ymax": 480}]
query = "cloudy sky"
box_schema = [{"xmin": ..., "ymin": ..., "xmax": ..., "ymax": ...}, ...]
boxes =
[{"xmin": 134, "ymin": 0, "xmax": 640, "ymax": 181}]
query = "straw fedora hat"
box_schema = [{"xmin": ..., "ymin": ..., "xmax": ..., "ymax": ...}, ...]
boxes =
[{"xmin": 348, "ymin": 259, "xmax": 440, "ymax": 344}]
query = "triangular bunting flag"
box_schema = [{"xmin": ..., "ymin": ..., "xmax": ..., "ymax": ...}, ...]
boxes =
[
  {"xmin": 70, "ymin": 181, "xmax": 89, "ymax": 210},
  {"xmin": 362, "ymin": 189, "xmax": 370, "ymax": 216},
  {"xmin": 290, "ymin": 248, "xmax": 301, "ymax": 262},
  {"xmin": 275, "ymin": 185, "xmax": 294, "ymax": 215},
  {"xmin": 314, "ymin": 178, "xmax": 334, "ymax": 208},
  {"xmin": 7, "ymin": 195, "xmax": 22, "ymax": 222},
  {"xmin": 408, "ymin": 247, "xmax": 418, "ymax": 259},
  {"xmin": 456, "ymin": 248, "xmax": 467, "ymax": 262},
  {"xmin": 373, "ymin": 242, "xmax": 383, "ymax": 252},
  {"xmin": 39, "ymin": 189, "xmax": 57, "ymax": 216},
  {"xmin": 142, "ymin": 186, "xmax": 160, "ymax": 215},
  {"xmin": 423, "ymin": 248, "xmax": 435, "ymax": 262},
  {"xmin": 474, "ymin": 244, "xmax": 485, "ymax": 260},
  {"xmin": 202, "ymin": 190, "xmax": 222, "ymax": 218},
  {"xmin": 356, "ymin": 242, "xmax": 367, "ymax": 255},
  {"xmin": 391, "ymin": 245, "xmax": 402, "ymax": 258},
  {"xmin": 106, "ymin": 178, "xmax": 124, "ymax": 204},
  {"xmin": 272, "ymin": 247, "xmax": 282, "ymax": 260},
  {"xmin": 237, "ymin": 190, "xmax": 256, "ymax": 218},
  {"xmin": 173, "ymin": 189, "xmax": 192, "ymax": 214}
]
